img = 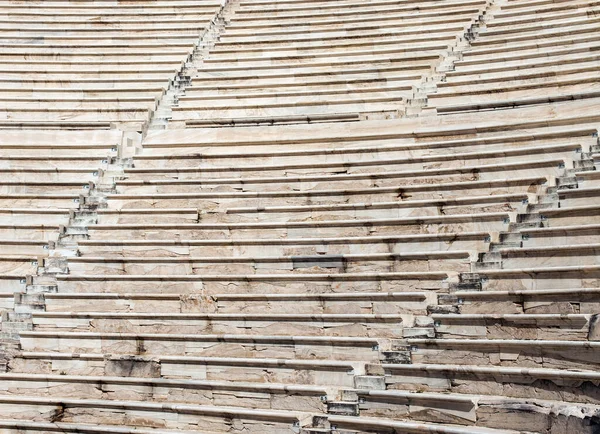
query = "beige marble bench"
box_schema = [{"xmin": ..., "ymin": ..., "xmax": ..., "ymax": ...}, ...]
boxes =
[
  {"xmin": 20, "ymin": 330, "xmax": 382, "ymax": 362},
  {"xmin": 0, "ymin": 239, "xmax": 50, "ymax": 256},
  {"xmin": 43, "ymin": 291, "xmax": 434, "ymax": 315},
  {"xmin": 326, "ymin": 414, "xmax": 522, "ymax": 434},
  {"xmin": 0, "ymin": 156, "xmax": 112, "ymax": 170},
  {"xmin": 557, "ymin": 186, "xmax": 600, "ymax": 207},
  {"xmin": 210, "ymin": 35, "xmax": 454, "ymax": 57},
  {"xmin": 431, "ymin": 313, "xmax": 593, "ymax": 341},
  {"xmin": 0, "ymin": 180, "xmax": 93, "ymax": 195},
  {"xmin": 439, "ymin": 287, "xmax": 600, "ymax": 314},
  {"xmin": 185, "ymin": 74, "xmax": 420, "ymax": 101},
  {"xmin": 125, "ymin": 141, "xmax": 580, "ymax": 173},
  {"xmin": 14, "ymin": 351, "xmax": 361, "ymax": 386},
  {"xmin": 484, "ymin": 10, "xmax": 598, "ymax": 33},
  {"xmin": 0, "ymin": 76, "xmax": 171, "ymax": 89},
  {"xmin": 193, "ymin": 62, "xmax": 431, "ymax": 88},
  {"xmin": 539, "ymin": 204, "xmax": 600, "ymax": 227},
  {"xmin": 498, "ymin": 244, "xmax": 600, "ymax": 268},
  {"xmin": 0, "ymin": 419, "xmax": 272, "ymax": 434},
  {"xmin": 407, "ymin": 338, "xmax": 600, "ymax": 370},
  {"xmin": 434, "ymin": 90, "xmax": 600, "ymax": 114},
  {"xmin": 104, "ymin": 179, "xmax": 542, "ymax": 213},
  {"xmin": 0, "ymin": 120, "xmax": 117, "ymax": 130},
  {"xmin": 0, "ymin": 395, "xmax": 305, "ymax": 433},
  {"xmin": 493, "ymin": 0, "xmax": 595, "ymax": 17},
  {"xmin": 446, "ymin": 53, "xmax": 600, "ymax": 83},
  {"xmin": 369, "ymin": 362, "xmax": 600, "ymax": 404},
  {"xmin": 50, "ymin": 270, "xmax": 448, "ymax": 294},
  {"xmin": 141, "ymin": 112, "xmax": 599, "ymax": 150},
  {"xmin": 463, "ymin": 30, "xmax": 600, "ymax": 61},
  {"xmin": 117, "ymin": 162, "xmax": 561, "ymax": 194},
  {"xmin": 200, "ymin": 194, "xmax": 527, "ymax": 224},
  {"xmin": 0, "ymin": 208, "xmax": 69, "ymax": 225},
  {"xmin": 0, "ymin": 107, "xmax": 152, "ymax": 123},
  {"xmin": 458, "ymin": 37, "xmax": 600, "ymax": 69},
  {"xmin": 471, "ymin": 265, "xmax": 600, "ymax": 291},
  {"xmin": 177, "ymin": 88, "xmax": 412, "ymax": 107},
  {"xmin": 0, "ymin": 168, "xmax": 103, "ymax": 183},
  {"xmin": 0, "ymin": 95, "xmax": 158, "ymax": 109},
  {"xmin": 431, "ymin": 73, "xmax": 600, "ymax": 107},
  {"xmin": 0, "ymin": 255, "xmax": 38, "ymax": 276},
  {"xmin": 184, "ymin": 113, "xmax": 363, "ymax": 128},
  {"xmin": 225, "ymin": 8, "xmax": 483, "ymax": 34},
  {"xmin": 116, "ymin": 169, "xmax": 562, "ymax": 203},
  {"xmin": 218, "ymin": 19, "xmax": 472, "ymax": 40},
  {"xmin": 576, "ymin": 169, "xmax": 600, "ymax": 187},
  {"xmin": 77, "ymin": 232, "xmax": 490, "ymax": 257},
  {"xmin": 0, "ymin": 224, "xmax": 60, "ymax": 242},
  {"xmin": 66, "ymin": 251, "xmax": 471, "ymax": 275},
  {"xmin": 85, "ymin": 212, "xmax": 511, "ymax": 242},
  {"xmin": 234, "ymin": 0, "xmax": 485, "ymax": 19},
  {"xmin": 342, "ymin": 388, "xmax": 599, "ymax": 432},
  {"xmin": 102, "ymin": 194, "xmax": 529, "ymax": 224},
  {"xmin": 237, "ymin": 0, "xmax": 457, "ymax": 13},
  {"xmin": 453, "ymin": 45, "xmax": 600, "ymax": 79},
  {"xmin": 172, "ymin": 95, "xmax": 407, "ymax": 120},
  {"xmin": 0, "ymin": 193, "xmax": 85, "ymax": 209},
  {"xmin": 0, "ymin": 373, "xmax": 331, "ymax": 412},
  {"xmin": 29, "ymin": 311, "xmax": 409, "ymax": 339},
  {"xmin": 137, "ymin": 126, "xmax": 594, "ymax": 158},
  {"xmin": 472, "ymin": 19, "xmax": 600, "ymax": 48}
]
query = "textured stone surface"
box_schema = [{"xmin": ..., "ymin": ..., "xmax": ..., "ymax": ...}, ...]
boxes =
[{"xmin": 0, "ymin": 0, "xmax": 599, "ymax": 432}]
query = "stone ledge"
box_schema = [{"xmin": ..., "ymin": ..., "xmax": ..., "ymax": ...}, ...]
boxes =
[
  {"xmin": 408, "ymin": 338, "xmax": 600, "ymax": 349},
  {"xmin": 76, "ymin": 231, "xmax": 490, "ymax": 246},
  {"xmin": 327, "ymin": 415, "xmax": 521, "ymax": 434},
  {"xmin": 0, "ymin": 395, "xmax": 306, "ymax": 422},
  {"xmin": 0, "ymin": 419, "xmax": 194, "ymax": 434},
  {"xmin": 375, "ymin": 362, "xmax": 600, "ymax": 381},
  {"xmin": 20, "ymin": 331, "xmax": 380, "ymax": 346},
  {"xmin": 44, "ymin": 291, "xmax": 427, "ymax": 301},
  {"xmin": 125, "ymin": 142, "xmax": 580, "ymax": 172},
  {"xmin": 69, "ymin": 251, "xmax": 469, "ymax": 262},
  {"xmin": 19, "ymin": 351, "xmax": 362, "ymax": 372},
  {"xmin": 223, "ymin": 193, "xmax": 528, "ymax": 214},
  {"xmin": 0, "ymin": 372, "xmax": 331, "ymax": 396},
  {"xmin": 88, "ymin": 212, "xmax": 510, "ymax": 230},
  {"xmin": 54, "ymin": 271, "xmax": 449, "ymax": 281}
]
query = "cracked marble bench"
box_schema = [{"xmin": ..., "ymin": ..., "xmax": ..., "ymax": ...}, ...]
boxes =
[
  {"xmin": 13, "ymin": 351, "xmax": 361, "ymax": 387},
  {"xmin": 43, "ymin": 291, "xmax": 435, "ymax": 315},
  {"xmin": 48, "ymin": 270, "xmax": 449, "ymax": 294},
  {"xmin": 20, "ymin": 331, "xmax": 383, "ymax": 362},
  {"xmin": 83, "ymin": 212, "xmax": 511, "ymax": 242},
  {"xmin": 338, "ymin": 388, "xmax": 600, "ymax": 432},
  {"xmin": 367, "ymin": 361, "xmax": 600, "ymax": 404},
  {"xmin": 471, "ymin": 265, "xmax": 600, "ymax": 290},
  {"xmin": 65, "ymin": 251, "xmax": 472, "ymax": 274},
  {"xmin": 30, "ymin": 311, "xmax": 409, "ymax": 339},
  {"xmin": 76, "ymin": 232, "xmax": 491, "ymax": 257},
  {"xmin": 430, "ymin": 313, "xmax": 596, "ymax": 341},
  {"xmin": 0, "ymin": 395, "xmax": 306, "ymax": 433},
  {"xmin": 407, "ymin": 337, "xmax": 600, "ymax": 371},
  {"xmin": 0, "ymin": 373, "xmax": 332, "ymax": 413},
  {"xmin": 439, "ymin": 287, "xmax": 600, "ymax": 314}
]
